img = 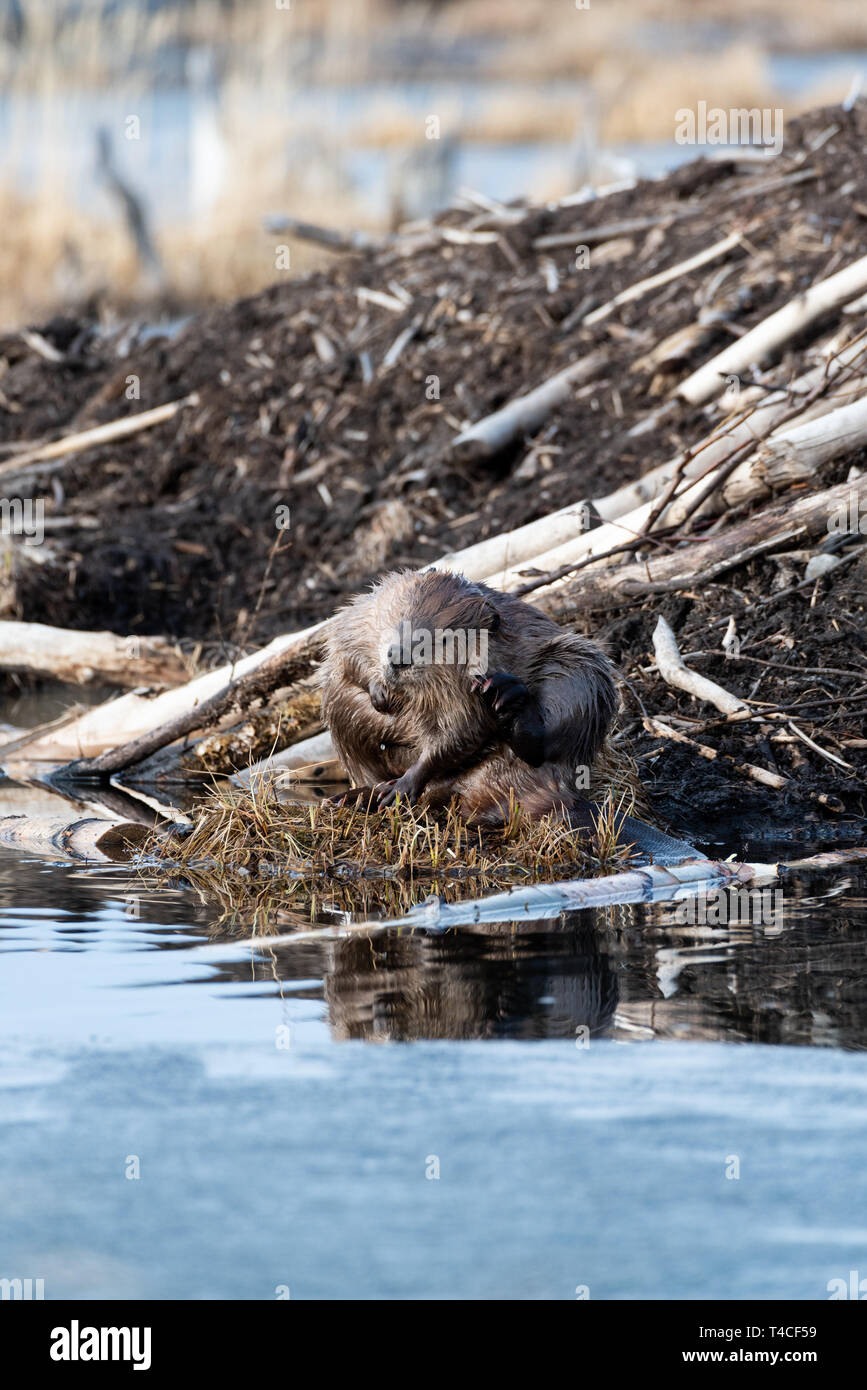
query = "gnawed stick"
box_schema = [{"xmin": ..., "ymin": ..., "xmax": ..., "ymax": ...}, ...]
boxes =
[
  {"xmin": 0, "ymin": 394, "xmax": 199, "ymax": 481},
  {"xmin": 701, "ymin": 391, "xmax": 867, "ymax": 513},
  {"xmin": 584, "ymin": 230, "xmax": 744, "ymax": 326},
  {"xmin": 531, "ymin": 209, "xmax": 702, "ymax": 251},
  {"xmin": 0, "ymin": 621, "xmax": 188, "ymax": 687},
  {"xmin": 652, "ymin": 617, "xmax": 748, "ymax": 716},
  {"xmin": 678, "ymin": 250, "xmax": 867, "ymax": 405},
  {"xmin": 449, "ymin": 350, "xmax": 607, "ymax": 462}
]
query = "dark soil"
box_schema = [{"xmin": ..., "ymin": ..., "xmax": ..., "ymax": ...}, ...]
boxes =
[{"xmin": 2, "ymin": 101, "xmax": 866, "ymax": 835}]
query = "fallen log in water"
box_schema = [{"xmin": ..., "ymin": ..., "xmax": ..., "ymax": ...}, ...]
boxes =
[
  {"xmin": 188, "ymin": 847, "xmax": 867, "ymax": 954},
  {"xmin": 0, "ymin": 813, "xmax": 151, "ymax": 862},
  {"xmin": 10, "ymin": 623, "xmax": 325, "ymax": 764},
  {"xmin": 55, "ymin": 626, "xmax": 326, "ymax": 780}
]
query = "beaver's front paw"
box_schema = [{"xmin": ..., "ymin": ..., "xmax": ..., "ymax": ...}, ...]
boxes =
[
  {"xmin": 375, "ymin": 769, "xmax": 424, "ymax": 807},
  {"xmin": 471, "ymin": 671, "xmax": 529, "ymax": 725}
]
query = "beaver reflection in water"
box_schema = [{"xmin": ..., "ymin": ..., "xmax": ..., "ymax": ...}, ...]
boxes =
[{"xmin": 319, "ymin": 569, "xmax": 618, "ymax": 828}]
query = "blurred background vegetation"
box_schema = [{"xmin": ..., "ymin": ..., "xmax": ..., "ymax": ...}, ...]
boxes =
[{"xmin": 2, "ymin": 0, "xmax": 867, "ymax": 329}]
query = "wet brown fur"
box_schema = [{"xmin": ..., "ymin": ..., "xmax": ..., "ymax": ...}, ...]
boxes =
[{"xmin": 319, "ymin": 569, "xmax": 618, "ymax": 827}]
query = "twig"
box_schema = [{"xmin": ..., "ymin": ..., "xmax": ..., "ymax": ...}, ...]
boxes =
[
  {"xmin": 0, "ymin": 395, "xmax": 199, "ymax": 481},
  {"xmin": 584, "ymin": 231, "xmax": 744, "ymax": 327}
]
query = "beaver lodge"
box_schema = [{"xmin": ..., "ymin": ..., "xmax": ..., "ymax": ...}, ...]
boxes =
[{"xmin": 1, "ymin": 100, "xmax": 867, "ymax": 910}]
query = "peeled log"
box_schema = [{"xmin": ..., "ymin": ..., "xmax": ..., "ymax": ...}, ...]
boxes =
[
  {"xmin": 12, "ymin": 622, "xmax": 326, "ymax": 763},
  {"xmin": 754, "ymin": 392, "xmax": 867, "ymax": 485},
  {"xmin": 0, "ymin": 621, "xmax": 188, "ymax": 687},
  {"xmin": 678, "ymin": 252, "xmax": 867, "ymax": 405},
  {"xmin": 449, "ymin": 351, "xmax": 607, "ymax": 462},
  {"xmin": 438, "ymin": 335, "xmax": 867, "ymax": 585},
  {"xmin": 0, "ymin": 814, "xmax": 150, "ymax": 862},
  {"xmin": 233, "ymin": 730, "xmax": 337, "ymax": 789}
]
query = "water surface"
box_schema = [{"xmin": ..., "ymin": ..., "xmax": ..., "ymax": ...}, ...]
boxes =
[{"xmin": 1, "ymin": 841, "xmax": 866, "ymax": 1299}]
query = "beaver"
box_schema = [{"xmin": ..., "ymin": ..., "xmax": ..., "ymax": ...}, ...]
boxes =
[{"xmin": 318, "ymin": 568, "xmax": 618, "ymax": 827}]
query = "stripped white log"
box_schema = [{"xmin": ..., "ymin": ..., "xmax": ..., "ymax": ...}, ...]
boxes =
[
  {"xmin": 702, "ymin": 390, "xmax": 867, "ymax": 512},
  {"xmin": 9, "ymin": 623, "xmax": 324, "ymax": 761},
  {"xmin": 449, "ymin": 351, "xmax": 607, "ymax": 462},
  {"xmin": 678, "ymin": 252, "xmax": 867, "ymax": 405},
  {"xmin": 437, "ymin": 334, "xmax": 867, "ymax": 583},
  {"xmin": 192, "ymin": 859, "xmax": 774, "ymax": 955},
  {"xmin": 233, "ymin": 730, "xmax": 336, "ymax": 789},
  {"xmin": 503, "ymin": 378, "xmax": 867, "ymax": 596},
  {"xmin": 652, "ymin": 617, "xmax": 747, "ymax": 716},
  {"xmin": 433, "ymin": 498, "xmax": 596, "ymax": 582},
  {"xmin": 0, "ymin": 621, "xmax": 187, "ymax": 687},
  {"xmin": 0, "ymin": 813, "xmax": 150, "ymax": 862},
  {"xmin": 754, "ymin": 392, "xmax": 867, "ymax": 485}
]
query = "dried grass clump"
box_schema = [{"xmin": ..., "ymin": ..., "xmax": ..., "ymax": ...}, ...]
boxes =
[{"xmin": 147, "ymin": 775, "xmax": 636, "ymax": 919}]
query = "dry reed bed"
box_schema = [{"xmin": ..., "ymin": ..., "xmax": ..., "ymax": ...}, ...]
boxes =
[{"xmin": 149, "ymin": 780, "xmax": 636, "ymax": 918}]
